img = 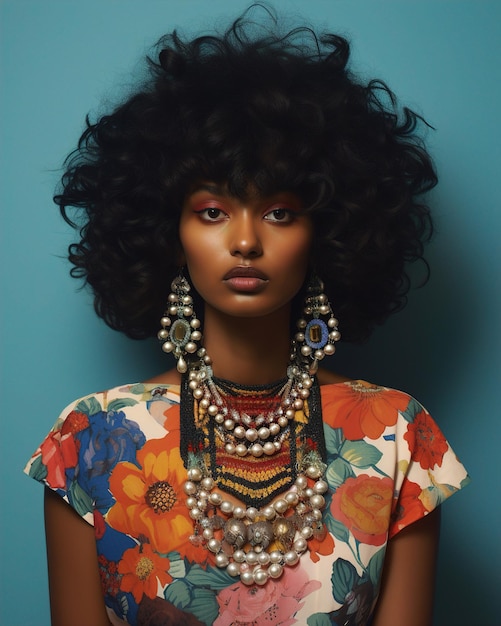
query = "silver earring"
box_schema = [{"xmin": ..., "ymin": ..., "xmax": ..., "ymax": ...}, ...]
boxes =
[
  {"xmin": 158, "ymin": 271, "xmax": 202, "ymax": 373},
  {"xmin": 294, "ymin": 275, "xmax": 340, "ymax": 374}
]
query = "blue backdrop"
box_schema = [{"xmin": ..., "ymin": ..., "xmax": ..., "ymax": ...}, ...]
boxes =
[{"xmin": 1, "ymin": 2, "xmax": 499, "ymax": 624}]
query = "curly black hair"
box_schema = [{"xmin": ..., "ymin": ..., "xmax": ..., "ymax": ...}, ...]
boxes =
[{"xmin": 56, "ymin": 7, "xmax": 436, "ymax": 343}]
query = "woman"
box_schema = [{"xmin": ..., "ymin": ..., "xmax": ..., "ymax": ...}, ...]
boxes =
[{"xmin": 25, "ymin": 9, "xmax": 469, "ymax": 626}]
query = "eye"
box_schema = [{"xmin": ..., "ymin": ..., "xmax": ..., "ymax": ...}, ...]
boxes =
[
  {"xmin": 263, "ymin": 208, "xmax": 295, "ymax": 223},
  {"xmin": 196, "ymin": 206, "xmax": 227, "ymax": 222}
]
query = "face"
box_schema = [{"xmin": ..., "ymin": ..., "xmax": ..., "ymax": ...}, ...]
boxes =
[{"xmin": 179, "ymin": 183, "xmax": 313, "ymax": 321}]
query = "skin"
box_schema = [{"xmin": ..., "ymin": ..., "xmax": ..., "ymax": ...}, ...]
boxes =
[{"xmin": 44, "ymin": 186, "xmax": 440, "ymax": 625}]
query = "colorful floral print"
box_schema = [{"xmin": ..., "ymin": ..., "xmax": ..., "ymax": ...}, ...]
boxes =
[{"xmin": 24, "ymin": 380, "xmax": 469, "ymax": 625}]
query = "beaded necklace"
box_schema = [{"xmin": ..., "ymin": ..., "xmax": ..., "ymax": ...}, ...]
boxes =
[{"xmin": 180, "ymin": 370, "xmax": 328, "ymax": 586}]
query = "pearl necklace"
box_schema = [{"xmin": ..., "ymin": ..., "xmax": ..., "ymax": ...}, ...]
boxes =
[{"xmin": 184, "ymin": 450, "xmax": 327, "ymax": 586}]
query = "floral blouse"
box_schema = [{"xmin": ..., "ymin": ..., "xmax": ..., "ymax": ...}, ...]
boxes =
[{"xmin": 24, "ymin": 380, "xmax": 469, "ymax": 626}]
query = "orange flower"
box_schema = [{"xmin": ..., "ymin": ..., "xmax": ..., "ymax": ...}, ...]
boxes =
[
  {"xmin": 118, "ymin": 543, "xmax": 172, "ymax": 603},
  {"xmin": 404, "ymin": 410, "xmax": 448, "ymax": 469},
  {"xmin": 389, "ymin": 478, "xmax": 426, "ymax": 538},
  {"xmin": 308, "ymin": 527, "xmax": 335, "ymax": 563},
  {"xmin": 322, "ymin": 380, "xmax": 409, "ymax": 440},
  {"xmin": 330, "ymin": 474, "xmax": 393, "ymax": 546},
  {"xmin": 107, "ymin": 433, "xmax": 194, "ymax": 555}
]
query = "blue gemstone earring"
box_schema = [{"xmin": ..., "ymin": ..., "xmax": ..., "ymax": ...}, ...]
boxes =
[
  {"xmin": 158, "ymin": 270, "xmax": 203, "ymax": 373},
  {"xmin": 294, "ymin": 275, "xmax": 340, "ymax": 374}
]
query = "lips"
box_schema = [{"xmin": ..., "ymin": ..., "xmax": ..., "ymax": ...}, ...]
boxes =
[
  {"xmin": 223, "ymin": 266, "xmax": 269, "ymax": 280},
  {"xmin": 223, "ymin": 266, "xmax": 269, "ymax": 293}
]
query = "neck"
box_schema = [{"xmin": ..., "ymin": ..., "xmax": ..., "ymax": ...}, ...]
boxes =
[{"xmin": 202, "ymin": 304, "xmax": 292, "ymax": 385}]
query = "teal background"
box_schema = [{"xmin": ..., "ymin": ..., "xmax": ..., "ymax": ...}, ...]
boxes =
[{"xmin": 1, "ymin": 1, "xmax": 499, "ymax": 624}]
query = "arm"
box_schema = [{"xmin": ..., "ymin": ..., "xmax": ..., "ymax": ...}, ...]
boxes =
[
  {"xmin": 371, "ymin": 508, "xmax": 441, "ymax": 626},
  {"xmin": 44, "ymin": 487, "xmax": 112, "ymax": 626}
]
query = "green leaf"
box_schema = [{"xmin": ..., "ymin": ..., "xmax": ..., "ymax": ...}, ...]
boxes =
[
  {"xmin": 324, "ymin": 510, "xmax": 350, "ymax": 543},
  {"xmin": 340, "ymin": 440, "xmax": 382, "ymax": 469},
  {"xmin": 164, "ymin": 579, "xmax": 192, "ymax": 609},
  {"xmin": 75, "ymin": 396, "xmax": 102, "ymax": 416},
  {"xmin": 307, "ymin": 613, "xmax": 333, "ymax": 626},
  {"xmin": 185, "ymin": 564, "xmax": 235, "ymax": 590},
  {"xmin": 67, "ymin": 480, "xmax": 93, "ymax": 517},
  {"xmin": 28, "ymin": 455, "xmax": 48, "ymax": 482},
  {"xmin": 187, "ymin": 588, "xmax": 220, "ymax": 626},
  {"xmin": 367, "ymin": 547, "xmax": 386, "ymax": 588},
  {"xmin": 331, "ymin": 558, "xmax": 358, "ymax": 604},
  {"xmin": 400, "ymin": 396, "xmax": 423, "ymax": 423},
  {"xmin": 325, "ymin": 457, "xmax": 354, "ymax": 490},
  {"xmin": 108, "ymin": 398, "xmax": 138, "ymax": 413},
  {"xmin": 129, "ymin": 383, "xmax": 146, "ymax": 394},
  {"xmin": 324, "ymin": 426, "xmax": 345, "ymax": 455}
]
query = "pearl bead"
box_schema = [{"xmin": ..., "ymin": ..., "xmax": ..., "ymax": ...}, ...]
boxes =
[
  {"xmin": 220, "ymin": 501, "xmax": 234, "ymax": 514},
  {"xmin": 202, "ymin": 528, "xmax": 213, "ymax": 540},
  {"xmin": 161, "ymin": 341, "xmax": 173, "ymax": 353},
  {"xmin": 246, "ymin": 507, "xmax": 258, "ymax": 521},
  {"xmin": 189, "ymin": 508, "xmax": 202, "ymax": 520},
  {"xmin": 306, "ymin": 466, "xmax": 322, "ymax": 478},
  {"xmin": 314, "ymin": 350, "xmax": 325, "ymax": 360},
  {"xmin": 263, "ymin": 506, "xmax": 276, "ymax": 520},
  {"xmin": 268, "ymin": 563, "xmax": 283, "ymax": 579},
  {"xmin": 188, "ymin": 468, "xmax": 202, "ymax": 481},
  {"xmin": 245, "ymin": 428, "xmax": 258, "ymax": 442},
  {"xmin": 184, "ymin": 481, "xmax": 197, "ymax": 495},
  {"xmin": 301, "ymin": 345, "xmax": 312, "ymax": 356},
  {"xmin": 293, "ymin": 537, "xmax": 307, "ymax": 553},
  {"xmin": 236, "ymin": 444, "xmax": 248, "ymax": 457},
  {"xmin": 207, "ymin": 538, "xmax": 221, "ymax": 553},
  {"xmin": 225, "ymin": 443, "xmax": 236, "ymax": 455},
  {"xmin": 295, "ymin": 476, "xmax": 308, "ymax": 489},
  {"xmin": 183, "ymin": 306, "xmax": 193, "ymax": 317},
  {"xmin": 207, "ymin": 404, "xmax": 218, "ymax": 416},
  {"xmin": 284, "ymin": 551, "xmax": 299, "ymax": 566},
  {"xmin": 313, "ymin": 479, "xmax": 328, "ymax": 494},
  {"xmin": 234, "ymin": 426, "xmax": 245, "ymax": 439},
  {"xmin": 233, "ymin": 550, "xmax": 246, "ymax": 563},
  {"xmin": 293, "ymin": 399, "xmax": 304, "ymax": 410},
  {"xmin": 250, "ymin": 443, "xmax": 264, "ymax": 457},
  {"xmin": 263, "ymin": 442, "xmax": 275, "ymax": 455},
  {"xmin": 185, "ymin": 497, "xmax": 197, "ymax": 508},
  {"xmin": 209, "ymin": 493, "xmax": 222, "ymax": 505},
  {"xmin": 269, "ymin": 423, "xmax": 280, "ymax": 436},
  {"xmin": 241, "ymin": 571, "xmax": 255, "ymax": 586},
  {"xmin": 168, "ymin": 293, "xmax": 177, "ymax": 302},
  {"xmin": 168, "ymin": 305, "xmax": 177, "ymax": 315},
  {"xmin": 319, "ymin": 305, "xmax": 330, "ymax": 314},
  {"xmin": 233, "ymin": 506, "xmax": 246, "ymax": 519},
  {"xmin": 269, "ymin": 551, "xmax": 282, "ymax": 563},
  {"xmin": 215, "ymin": 553, "xmax": 229, "ymax": 568},
  {"xmin": 185, "ymin": 342, "xmax": 197, "ymax": 353},
  {"xmin": 224, "ymin": 419, "xmax": 235, "ymax": 431},
  {"xmin": 295, "ymin": 332, "xmax": 305, "ymax": 342},
  {"xmin": 258, "ymin": 552, "xmax": 270, "ymax": 565},
  {"xmin": 215, "ymin": 414, "xmax": 224, "ymax": 424},
  {"xmin": 245, "ymin": 551, "xmax": 258, "ymax": 565},
  {"xmin": 193, "ymin": 387, "xmax": 204, "ymax": 400},
  {"xmin": 310, "ymin": 494, "xmax": 325, "ymax": 509},
  {"xmin": 285, "ymin": 492, "xmax": 299, "ymax": 506},
  {"xmin": 278, "ymin": 416, "xmax": 289, "ymax": 428},
  {"xmin": 274, "ymin": 499, "xmax": 288, "ymax": 514},
  {"xmin": 328, "ymin": 317, "xmax": 339, "ymax": 328},
  {"xmin": 305, "ymin": 488, "xmax": 314, "ymax": 498},
  {"xmin": 323, "ymin": 343, "xmax": 336, "ymax": 355},
  {"xmin": 157, "ymin": 329, "xmax": 169, "ymax": 340},
  {"xmin": 201, "ymin": 477, "xmax": 214, "ymax": 490},
  {"xmin": 258, "ymin": 427, "xmax": 270, "ymax": 440},
  {"xmin": 160, "ymin": 316, "xmax": 171, "ymax": 326},
  {"xmin": 253, "ymin": 569, "xmax": 269, "ymax": 585},
  {"xmin": 301, "ymin": 526, "xmax": 313, "ymax": 539},
  {"xmin": 227, "ymin": 562, "xmax": 240, "ymax": 577},
  {"xmin": 329, "ymin": 330, "xmax": 341, "ymax": 341},
  {"xmin": 190, "ymin": 318, "xmax": 201, "ymax": 329}
]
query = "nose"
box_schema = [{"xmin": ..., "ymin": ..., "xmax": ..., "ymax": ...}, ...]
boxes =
[{"xmin": 229, "ymin": 211, "xmax": 263, "ymax": 259}]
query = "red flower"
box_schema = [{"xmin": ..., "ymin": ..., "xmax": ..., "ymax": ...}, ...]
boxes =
[
  {"xmin": 390, "ymin": 478, "xmax": 426, "ymax": 538},
  {"xmin": 118, "ymin": 543, "xmax": 172, "ymax": 603},
  {"xmin": 404, "ymin": 410, "xmax": 448, "ymax": 469},
  {"xmin": 40, "ymin": 431, "xmax": 78, "ymax": 489},
  {"xmin": 322, "ymin": 381, "xmax": 408, "ymax": 440}
]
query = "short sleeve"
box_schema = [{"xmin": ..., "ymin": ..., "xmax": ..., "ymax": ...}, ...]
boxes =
[
  {"xmin": 388, "ymin": 396, "xmax": 470, "ymax": 538},
  {"xmin": 24, "ymin": 389, "xmax": 147, "ymax": 526}
]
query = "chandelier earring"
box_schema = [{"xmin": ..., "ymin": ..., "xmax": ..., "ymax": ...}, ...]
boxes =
[
  {"xmin": 293, "ymin": 274, "xmax": 341, "ymax": 375},
  {"xmin": 158, "ymin": 270, "xmax": 203, "ymax": 373}
]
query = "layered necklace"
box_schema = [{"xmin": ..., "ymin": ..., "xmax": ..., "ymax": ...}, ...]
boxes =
[{"xmin": 179, "ymin": 357, "xmax": 329, "ymax": 586}]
